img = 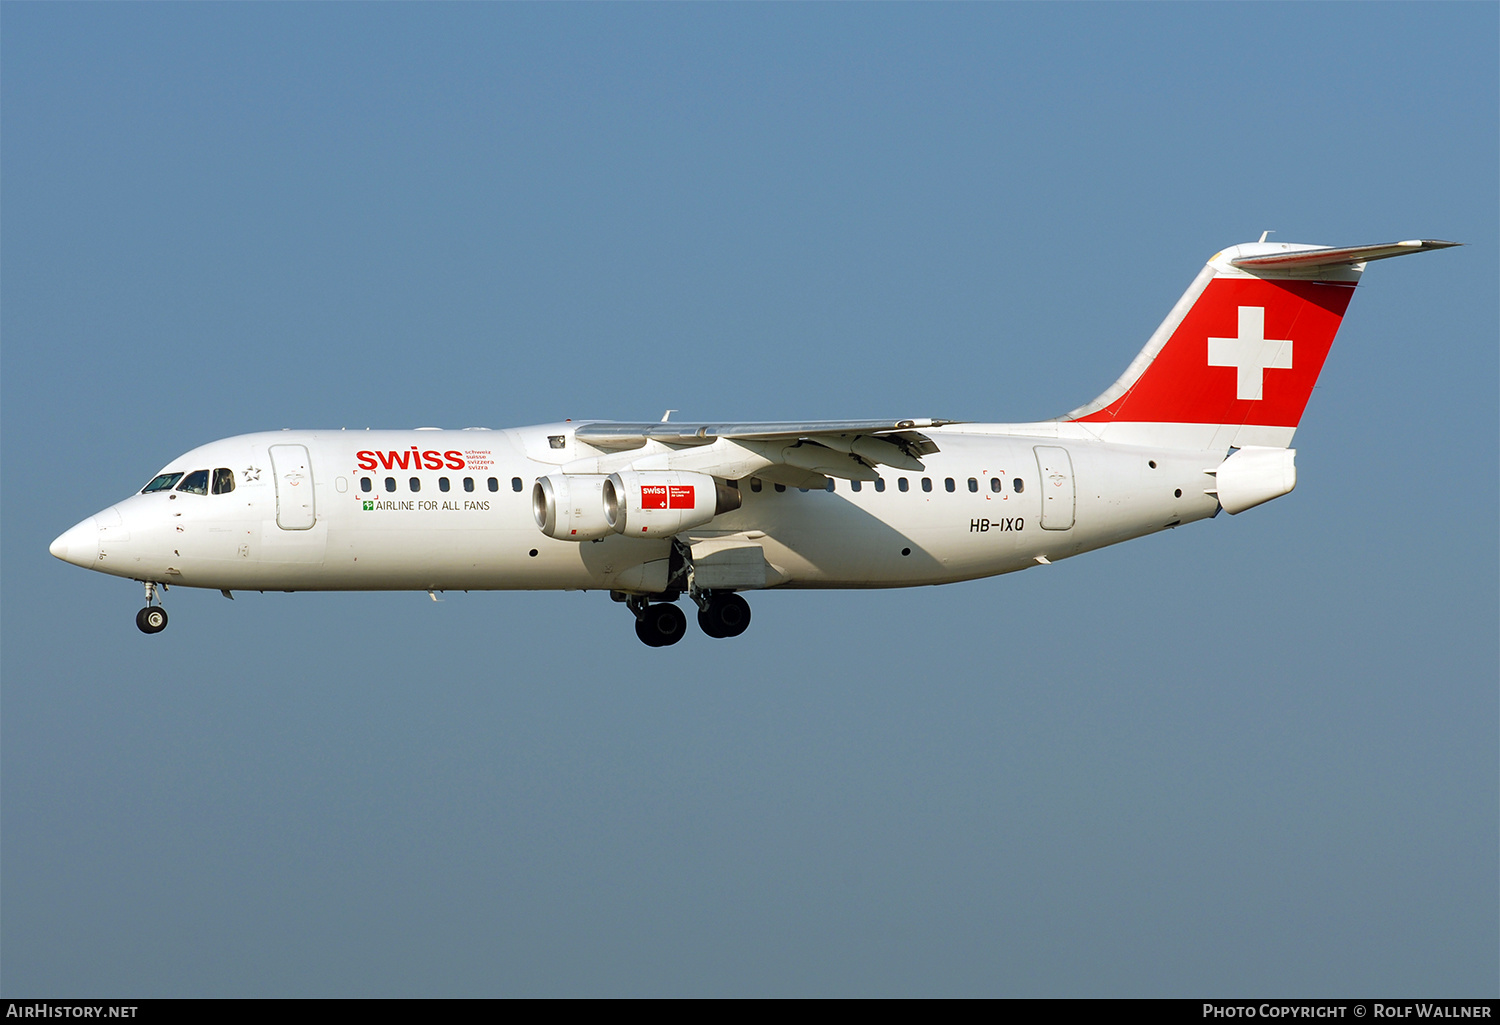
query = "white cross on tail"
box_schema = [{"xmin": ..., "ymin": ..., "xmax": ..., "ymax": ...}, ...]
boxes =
[{"xmin": 1207, "ymin": 306, "xmax": 1293, "ymax": 401}]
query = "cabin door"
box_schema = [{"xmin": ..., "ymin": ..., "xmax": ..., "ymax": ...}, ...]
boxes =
[
  {"xmin": 1034, "ymin": 446, "xmax": 1075, "ymax": 530},
  {"xmin": 269, "ymin": 444, "xmax": 316, "ymax": 530}
]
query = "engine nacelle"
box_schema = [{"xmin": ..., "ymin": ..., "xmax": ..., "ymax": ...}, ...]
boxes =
[
  {"xmin": 604, "ymin": 471, "xmax": 729, "ymax": 538},
  {"xmin": 533, "ymin": 474, "xmax": 613, "ymax": 541}
]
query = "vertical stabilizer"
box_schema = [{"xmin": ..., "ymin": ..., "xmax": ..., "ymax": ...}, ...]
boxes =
[{"xmin": 1063, "ymin": 239, "xmax": 1457, "ymax": 451}]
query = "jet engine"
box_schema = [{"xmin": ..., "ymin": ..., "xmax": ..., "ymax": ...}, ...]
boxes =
[
  {"xmin": 533, "ymin": 474, "xmax": 613, "ymax": 541},
  {"xmin": 603, "ymin": 471, "xmax": 739, "ymax": 538}
]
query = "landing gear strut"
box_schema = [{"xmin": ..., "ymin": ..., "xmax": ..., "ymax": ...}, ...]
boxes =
[
  {"xmin": 136, "ymin": 581, "xmax": 168, "ymax": 634},
  {"xmin": 628, "ymin": 595, "xmax": 687, "ymax": 647}
]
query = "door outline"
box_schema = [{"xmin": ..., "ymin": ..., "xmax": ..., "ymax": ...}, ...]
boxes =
[
  {"xmin": 1034, "ymin": 446, "xmax": 1075, "ymax": 530},
  {"xmin": 269, "ymin": 444, "xmax": 316, "ymax": 530}
]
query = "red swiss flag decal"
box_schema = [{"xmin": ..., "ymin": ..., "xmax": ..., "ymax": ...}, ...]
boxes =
[{"xmin": 1076, "ymin": 277, "xmax": 1355, "ymax": 428}]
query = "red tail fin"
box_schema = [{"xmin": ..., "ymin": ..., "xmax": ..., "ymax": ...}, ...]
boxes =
[{"xmin": 1065, "ymin": 239, "xmax": 1457, "ymax": 449}]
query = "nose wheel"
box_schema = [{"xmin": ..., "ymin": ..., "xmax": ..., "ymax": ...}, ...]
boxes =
[
  {"xmin": 136, "ymin": 606, "xmax": 168, "ymax": 634},
  {"xmin": 135, "ymin": 581, "xmax": 168, "ymax": 634}
]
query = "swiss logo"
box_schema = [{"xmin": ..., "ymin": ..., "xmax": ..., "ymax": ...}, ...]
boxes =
[
  {"xmin": 640, "ymin": 485, "xmax": 695, "ymax": 510},
  {"xmin": 1207, "ymin": 305, "xmax": 1293, "ymax": 401}
]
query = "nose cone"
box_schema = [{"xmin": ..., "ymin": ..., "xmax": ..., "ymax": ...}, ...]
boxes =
[{"xmin": 50, "ymin": 516, "xmax": 100, "ymax": 568}]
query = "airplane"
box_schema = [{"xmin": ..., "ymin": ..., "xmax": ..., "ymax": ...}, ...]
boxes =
[{"xmin": 50, "ymin": 237, "xmax": 1457, "ymax": 646}]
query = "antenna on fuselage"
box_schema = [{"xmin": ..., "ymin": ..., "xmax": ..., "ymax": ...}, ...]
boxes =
[{"xmin": 661, "ymin": 410, "xmax": 677, "ymax": 422}]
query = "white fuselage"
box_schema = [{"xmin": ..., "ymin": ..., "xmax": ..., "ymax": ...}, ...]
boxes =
[{"xmin": 54, "ymin": 423, "xmax": 1223, "ymax": 595}]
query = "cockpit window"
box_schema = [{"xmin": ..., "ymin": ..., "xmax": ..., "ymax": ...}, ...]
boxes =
[
  {"xmin": 176, "ymin": 469, "xmax": 210, "ymax": 495},
  {"xmin": 141, "ymin": 472, "xmax": 184, "ymax": 494},
  {"xmin": 212, "ymin": 468, "xmax": 236, "ymax": 494}
]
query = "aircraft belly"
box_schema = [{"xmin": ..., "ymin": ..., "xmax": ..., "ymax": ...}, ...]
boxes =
[
  {"xmin": 735, "ymin": 491, "xmax": 1040, "ymax": 588},
  {"xmin": 190, "ymin": 515, "xmax": 671, "ymax": 592}
]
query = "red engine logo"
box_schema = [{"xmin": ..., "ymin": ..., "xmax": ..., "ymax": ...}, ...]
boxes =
[{"xmin": 640, "ymin": 485, "xmax": 695, "ymax": 510}]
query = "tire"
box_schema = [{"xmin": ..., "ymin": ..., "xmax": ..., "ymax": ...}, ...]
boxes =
[
  {"xmin": 697, "ymin": 607, "xmax": 726, "ymax": 639},
  {"xmin": 635, "ymin": 615, "xmax": 664, "ymax": 646},
  {"xmin": 635, "ymin": 603, "xmax": 686, "ymax": 647},
  {"xmin": 136, "ymin": 606, "xmax": 168, "ymax": 634},
  {"xmin": 699, "ymin": 593, "xmax": 751, "ymax": 639}
]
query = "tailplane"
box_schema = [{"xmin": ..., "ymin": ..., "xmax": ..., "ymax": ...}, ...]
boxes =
[{"xmin": 1064, "ymin": 239, "xmax": 1458, "ymax": 451}]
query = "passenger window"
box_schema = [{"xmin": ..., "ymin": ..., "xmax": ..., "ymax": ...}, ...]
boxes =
[
  {"xmin": 750, "ymin": 478, "xmax": 762, "ymax": 493},
  {"xmin": 141, "ymin": 472, "xmax": 184, "ymax": 494},
  {"xmin": 944, "ymin": 478, "xmax": 955, "ymax": 492},
  {"xmin": 968, "ymin": 478, "xmax": 978, "ymax": 493},
  {"xmin": 385, "ymin": 477, "xmax": 397, "ymax": 493},
  {"xmin": 409, "ymin": 477, "xmax": 421, "ymax": 492},
  {"xmin": 464, "ymin": 477, "xmax": 475, "ymax": 493},
  {"xmin": 176, "ymin": 469, "xmax": 210, "ymax": 495},
  {"xmin": 825, "ymin": 480, "xmax": 835, "ymax": 493},
  {"xmin": 487, "ymin": 477, "xmax": 499, "ymax": 492},
  {"xmin": 360, "ymin": 477, "xmax": 373, "ymax": 493},
  {"xmin": 874, "ymin": 478, "xmax": 885, "ymax": 492},
  {"xmin": 512, "ymin": 477, "xmax": 523, "ymax": 492},
  {"xmin": 548, "ymin": 435, "xmax": 566, "ymax": 450},
  {"xmin": 439, "ymin": 477, "xmax": 450, "ymax": 492},
  {"xmin": 850, "ymin": 480, "xmax": 862, "ymax": 492},
  {"xmin": 1013, "ymin": 478, "xmax": 1025, "ymax": 494},
  {"xmin": 898, "ymin": 478, "xmax": 909, "ymax": 492},
  {"xmin": 212, "ymin": 468, "xmax": 236, "ymax": 494},
  {"xmin": 990, "ymin": 477, "xmax": 1002, "ymax": 493},
  {"xmin": 922, "ymin": 478, "xmax": 933, "ymax": 493},
  {"xmin": 774, "ymin": 483, "xmax": 786, "ymax": 493}
]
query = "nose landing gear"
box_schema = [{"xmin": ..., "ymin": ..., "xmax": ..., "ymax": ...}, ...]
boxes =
[{"xmin": 136, "ymin": 581, "xmax": 168, "ymax": 634}]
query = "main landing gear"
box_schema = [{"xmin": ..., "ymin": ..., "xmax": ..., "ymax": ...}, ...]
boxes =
[
  {"xmin": 696, "ymin": 591, "xmax": 751, "ymax": 639},
  {"xmin": 623, "ymin": 591, "xmax": 752, "ymax": 647},
  {"xmin": 633, "ymin": 600, "xmax": 687, "ymax": 647},
  {"xmin": 135, "ymin": 581, "xmax": 168, "ymax": 634}
]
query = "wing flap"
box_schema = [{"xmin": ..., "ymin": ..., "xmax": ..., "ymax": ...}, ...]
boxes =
[
  {"xmin": 574, "ymin": 418, "xmax": 956, "ymax": 449},
  {"xmin": 571, "ymin": 418, "xmax": 953, "ymax": 481}
]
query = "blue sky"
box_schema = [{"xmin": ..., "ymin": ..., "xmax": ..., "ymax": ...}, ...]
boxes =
[{"xmin": 3, "ymin": 3, "xmax": 1495, "ymax": 996}]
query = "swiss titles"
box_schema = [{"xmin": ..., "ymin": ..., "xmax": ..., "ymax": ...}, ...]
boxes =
[{"xmin": 356, "ymin": 449, "xmax": 465, "ymax": 471}]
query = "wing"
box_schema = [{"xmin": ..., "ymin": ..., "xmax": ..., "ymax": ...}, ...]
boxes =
[{"xmin": 570, "ymin": 418, "xmax": 959, "ymax": 487}]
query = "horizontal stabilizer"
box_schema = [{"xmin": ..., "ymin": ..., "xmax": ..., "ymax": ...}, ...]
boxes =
[{"xmin": 1230, "ymin": 239, "xmax": 1459, "ymax": 272}]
